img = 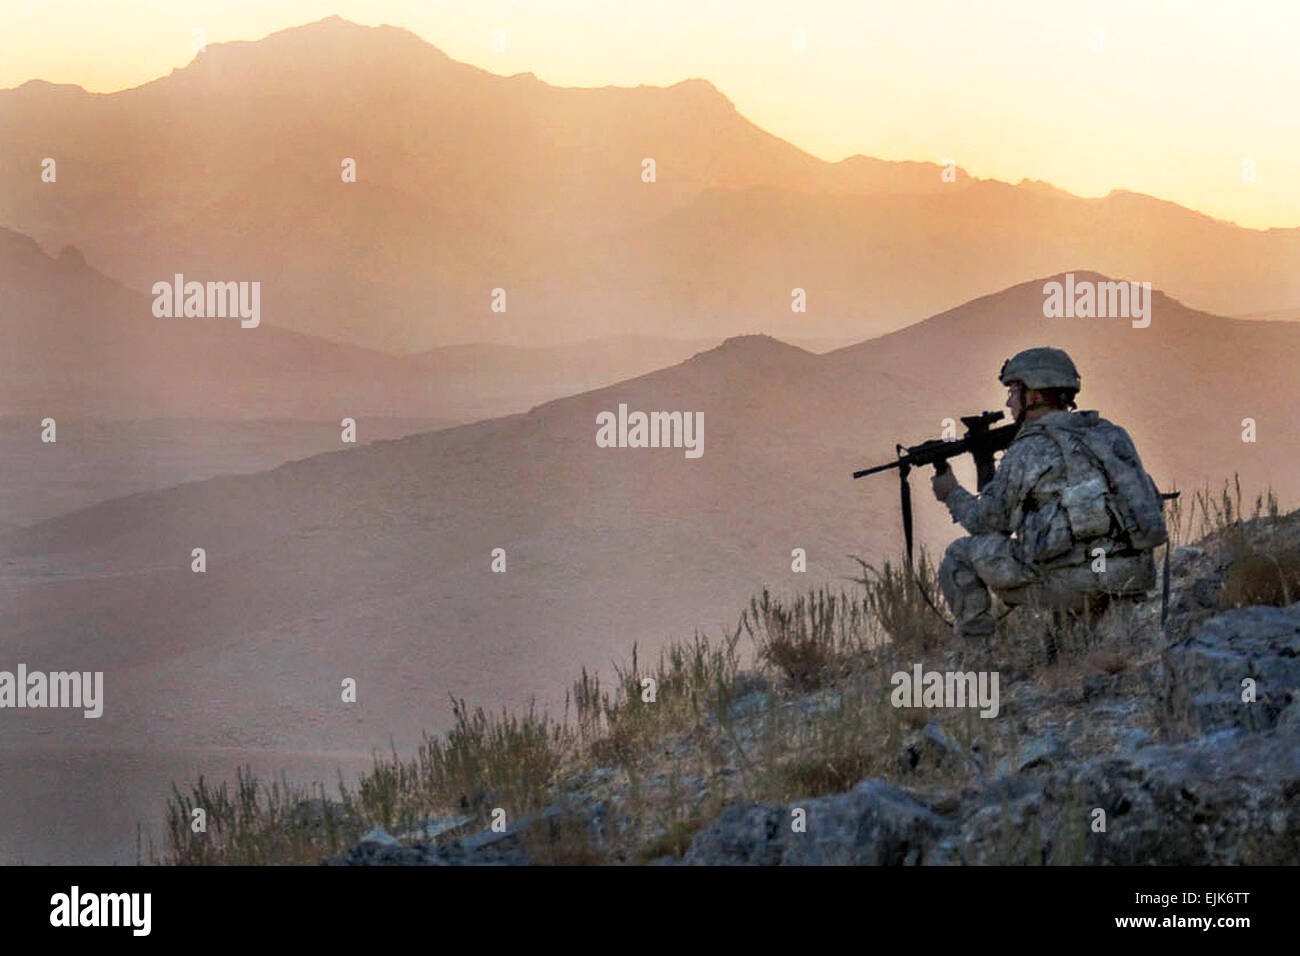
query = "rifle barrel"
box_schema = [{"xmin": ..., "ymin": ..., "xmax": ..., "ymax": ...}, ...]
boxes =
[{"xmin": 851, "ymin": 460, "xmax": 901, "ymax": 480}]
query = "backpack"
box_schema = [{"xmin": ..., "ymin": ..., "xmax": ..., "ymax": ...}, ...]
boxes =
[{"xmin": 1020, "ymin": 411, "xmax": 1168, "ymax": 552}]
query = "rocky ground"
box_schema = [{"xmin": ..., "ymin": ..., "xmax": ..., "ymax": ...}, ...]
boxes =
[{"xmin": 324, "ymin": 513, "xmax": 1300, "ymax": 865}]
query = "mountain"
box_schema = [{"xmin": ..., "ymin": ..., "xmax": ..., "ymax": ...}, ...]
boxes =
[
  {"xmin": 7, "ymin": 17, "xmax": 1298, "ymax": 353},
  {"xmin": 0, "ymin": 226, "xmax": 726, "ymax": 528},
  {"xmin": 572, "ymin": 182, "xmax": 1300, "ymax": 342},
  {"xmin": 0, "ymin": 224, "xmax": 721, "ymax": 422},
  {"xmin": 1239, "ymin": 306, "xmax": 1300, "ymax": 321},
  {"xmin": 0, "ymin": 17, "xmax": 970, "ymax": 353},
  {"xmin": 0, "ymin": 226, "xmax": 412, "ymax": 419},
  {"xmin": 2, "ymin": 272, "xmax": 1297, "ymax": 862}
]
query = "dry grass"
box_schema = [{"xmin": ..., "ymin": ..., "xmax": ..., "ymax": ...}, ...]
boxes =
[
  {"xmin": 159, "ymin": 769, "xmax": 364, "ymax": 866},
  {"xmin": 358, "ymin": 698, "xmax": 568, "ymax": 835},
  {"xmin": 160, "ymin": 701, "xmax": 568, "ymax": 865},
  {"xmin": 1168, "ymin": 476, "xmax": 1297, "ymax": 609},
  {"xmin": 742, "ymin": 587, "xmax": 870, "ymax": 691},
  {"xmin": 1087, "ymin": 649, "xmax": 1131, "ymax": 676},
  {"xmin": 851, "ymin": 547, "xmax": 952, "ymax": 657},
  {"xmin": 1166, "ymin": 474, "xmax": 1279, "ymax": 548},
  {"xmin": 154, "ymin": 572, "xmax": 1076, "ymax": 864},
  {"xmin": 1222, "ymin": 549, "xmax": 1300, "ymax": 608},
  {"xmin": 518, "ymin": 813, "xmax": 608, "ymax": 866},
  {"xmin": 157, "ymin": 479, "xmax": 1293, "ymax": 865},
  {"xmin": 634, "ymin": 816, "xmax": 710, "ymax": 864}
]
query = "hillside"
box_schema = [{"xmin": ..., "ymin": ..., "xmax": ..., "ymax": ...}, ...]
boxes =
[
  {"xmin": 311, "ymin": 507, "xmax": 1300, "ymax": 866},
  {"xmin": 1, "ymin": 273, "xmax": 1298, "ymax": 862}
]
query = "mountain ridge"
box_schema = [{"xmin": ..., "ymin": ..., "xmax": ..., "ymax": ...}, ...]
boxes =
[{"xmin": 6, "ymin": 16, "xmax": 1297, "ymax": 350}]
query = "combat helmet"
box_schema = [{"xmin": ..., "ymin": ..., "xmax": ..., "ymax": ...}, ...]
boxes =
[{"xmin": 998, "ymin": 347, "xmax": 1081, "ymax": 391}]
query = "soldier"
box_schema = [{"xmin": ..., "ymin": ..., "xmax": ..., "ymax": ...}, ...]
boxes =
[{"xmin": 930, "ymin": 347, "xmax": 1167, "ymax": 639}]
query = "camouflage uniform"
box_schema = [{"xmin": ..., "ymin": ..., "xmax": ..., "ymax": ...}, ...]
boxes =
[{"xmin": 938, "ymin": 409, "xmax": 1157, "ymax": 637}]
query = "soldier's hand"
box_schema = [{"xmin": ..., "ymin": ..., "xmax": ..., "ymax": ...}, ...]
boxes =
[{"xmin": 931, "ymin": 466, "xmax": 958, "ymax": 502}]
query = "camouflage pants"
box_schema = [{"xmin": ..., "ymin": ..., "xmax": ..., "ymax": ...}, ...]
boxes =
[
  {"xmin": 938, "ymin": 534, "xmax": 1036, "ymax": 637},
  {"xmin": 938, "ymin": 534, "xmax": 1155, "ymax": 638}
]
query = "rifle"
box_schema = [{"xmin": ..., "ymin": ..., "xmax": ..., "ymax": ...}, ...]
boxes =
[{"xmin": 853, "ymin": 410, "xmax": 1019, "ymax": 570}]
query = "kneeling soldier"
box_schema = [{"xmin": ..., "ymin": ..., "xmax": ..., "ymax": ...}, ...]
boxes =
[{"xmin": 931, "ymin": 347, "xmax": 1167, "ymax": 638}]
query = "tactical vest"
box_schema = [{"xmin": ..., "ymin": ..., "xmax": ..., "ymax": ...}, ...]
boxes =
[{"xmin": 1016, "ymin": 411, "xmax": 1168, "ymax": 554}]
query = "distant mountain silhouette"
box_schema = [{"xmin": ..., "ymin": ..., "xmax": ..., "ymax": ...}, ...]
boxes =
[
  {"xmin": 0, "ymin": 226, "xmax": 717, "ymax": 422},
  {"xmin": 5, "ymin": 16, "xmax": 1296, "ymax": 351}
]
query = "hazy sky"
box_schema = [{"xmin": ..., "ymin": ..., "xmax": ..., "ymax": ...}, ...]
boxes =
[{"xmin": 3, "ymin": 1, "xmax": 1298, "ymax": 229}]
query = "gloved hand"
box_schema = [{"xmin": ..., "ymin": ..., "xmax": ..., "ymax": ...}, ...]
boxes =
[{"xmin": 931, "ymin": 464, "xmax": 958, "ymax": 502}]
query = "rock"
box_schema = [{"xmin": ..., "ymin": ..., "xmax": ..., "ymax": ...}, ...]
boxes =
[
  {"xmin": 681, "ymin": 803, "xmax": 785, "ymax": 866},
  {"xmin": 322, "ymin": 805, "xmax": 589, "ymax": 866},
  {"xmin": 1279, "ymin": 700, "xmax": 1300, "ymax": 730},
  {"xmin": 1161, "ymin": 604, "xmax": 1300, "ymax": 738},
  {"xmin": 921, "ymin": 722, "xmax": 960, "ymax": 755},
  {"xmin": 1081, "ymin": 674, "xmax": 1109, "ymax": 700},
  {"xmin": 954, "ymin": 723, "xmax": 1300, "ymax": 864},
  {"xmin": 325, "ymin": 827, "xmax": 429, "ymax": 866},
  {"xmin": 1082, "ymin": 661, "xmax": 1160, "ymax": 702},
  {"xmin": 1117, "ymin": 727, "xmax": 1153, "ymax": 750},
  {"xmin": 785, "ymin": 781, "xmax": 954, "ymax": 865},
  {"xmin": 991, "ymin": 730, "xmax": 1069, "ymax": 777},
  {"xmin": 729, "ymin": 691, "xmax": 770, "ymax": 720},
  {"xmin": 359, "ymin": 827, "xmax": 402, "ymax": 847},
  {"xmin": 682, "ymin": 780, "xmax": 953, "ymax": 865},
  {"xmin": 1171, "ymin": 546, "xmax": 1205, "ymax": 575},
  {"xmin": 1015, "ymin": 731, "xmax": 1068, "ymax": 772},
  {"xmin": 1067, "ymin": 724, "xmax": 1300, "ymax": 864},
  {"xmin": 394, "ymin": 814, "xmax": 474, "ymax": 842},
  {"xmin": 898, "ymin": 722, "xmax": 971, "ymax": 773},
  {"xmin": 456, "ymin": 825, "xmax": 529, "ymax": 865},
  {"xmin": 1191, "ymin": 577, "xmax": 1223, "ymax": 608},
  {"xmin": 958, "ymin": 779, "xmax": 1050, "ymax": 864}
]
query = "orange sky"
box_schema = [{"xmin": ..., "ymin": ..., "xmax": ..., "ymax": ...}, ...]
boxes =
[{"xmin": 2, "ymin": 1, "xmax": 1298, "ymax": 229}]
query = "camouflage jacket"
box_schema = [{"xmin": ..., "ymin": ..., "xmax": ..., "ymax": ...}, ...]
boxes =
[{"xmin": 943, "ymin": 410, "xmax": 1137, "ymax": 569}]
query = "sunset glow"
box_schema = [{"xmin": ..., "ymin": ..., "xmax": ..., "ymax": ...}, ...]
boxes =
[{"xmin": 3, "ymin": 0, "xmax": 1297, "ymax": 229}]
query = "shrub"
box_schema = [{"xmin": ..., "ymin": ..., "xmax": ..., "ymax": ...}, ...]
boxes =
[
  {"xmin": 1222, "ymin": 547, "xmax": 1300, "ymax": 607},
  {"xmin": 741, "ymin": 587, "xmax": 870, "ymax": 691},
  {"xmin": 851, "ymin": 548, "xmax": 951, "ymax": 656}
]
